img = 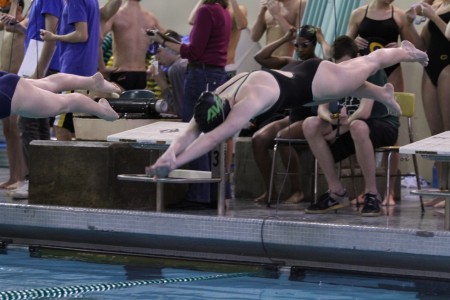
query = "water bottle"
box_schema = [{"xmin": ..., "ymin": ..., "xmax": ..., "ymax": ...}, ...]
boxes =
[{"xmin": 432, "ymin": 163, "xmax": 438, "ymax": 188}]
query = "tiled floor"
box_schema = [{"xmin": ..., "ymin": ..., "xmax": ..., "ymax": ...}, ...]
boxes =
[{"xmin": 0, "ymin": 167, "xmax": 446, "ymax": 232}]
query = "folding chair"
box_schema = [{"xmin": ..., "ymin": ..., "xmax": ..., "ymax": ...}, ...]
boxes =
[{"xmin": 375, "ymin": 92, "xmax": 425, "ymax": 213}]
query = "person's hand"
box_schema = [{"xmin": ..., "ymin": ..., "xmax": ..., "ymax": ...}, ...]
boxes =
[
  {"xmin": 385, "ymin": 42, "xmax": 399, "ymax": 48},
  {"xmin": 267, "ymin": 0, "xmax": 281, "ymax": 17},
  {"xmin": 40, "ymin": 29, "xmax": 55, "ymax": 41},
  {"xmin": 354, "ymin": 36, "xmax": 368, "ymax": 50},
  {"xmin": 0, "ymin": 14, "xmax": 17, "ymax": 26},
  {"xmin": 315, "ymin": 27, "xmax": 325, "ymax": 43},
  {"xmin": 146, "ymin": 29, "xmax": 165, "ymax": 44},
  {"xmin": 260, "ymin": 0, "xmax": 268, "ymax": 8},
  {"xmin": 283, "ymin": 27, "xmax": 297, "ymax": 42},
  {"xmin": 145, "ymin": 149, "xmax": 176, "ymax": 178},
  {"xmin": 405, "ymin": 5, "xmax": 418, "ymax": 24},
  {"xmin": 419, "ymin": 2, "xmax": 436, "ymax": 19}
]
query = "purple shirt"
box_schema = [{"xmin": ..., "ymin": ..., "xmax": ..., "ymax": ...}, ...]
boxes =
[
  {"xmin": 58, "ymin": 0, "xmax": 100, "ymax": 76},
  {"xmin": 25, "ymin": 0, "xmax": 64, "ymax": 72},
  {"xmin": 180, "ymin": 3, "xmax": 231, "ymax": 67}
]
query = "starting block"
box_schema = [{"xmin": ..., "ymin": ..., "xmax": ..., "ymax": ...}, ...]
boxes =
[{"xmin": 107, "ymin": 121, "xmax": 226, "ymax": 215}]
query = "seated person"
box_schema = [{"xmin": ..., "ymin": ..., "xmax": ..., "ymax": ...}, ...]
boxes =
[
  {"xmin": 144, "ymin": 39, "xmax": 428, "ymax": 182},
  {"xmin": 303, "ymin": 36, "xmax": 400, "ymax": 217},
  {"xmin": 252, "ymin": 25, "xmax": 321, "ymax": 204},
  {"xmin": 148, "ymin": 30, "xmax": 188, "ymax": 118}
]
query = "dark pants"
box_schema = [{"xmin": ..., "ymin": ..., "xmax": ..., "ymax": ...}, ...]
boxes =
[{"xmin": 182, "ymin": 65, "xmax": 228, "ymax": 203}]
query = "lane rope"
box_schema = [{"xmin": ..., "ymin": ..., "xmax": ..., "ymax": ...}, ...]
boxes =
[{"xmin": 0, "ymin": 272, "xmax": 253, "ymax": 300}]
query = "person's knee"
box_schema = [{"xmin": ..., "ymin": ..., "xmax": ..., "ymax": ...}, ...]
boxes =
[
  {"xmin": 349, "ymin": 120, "xmax": 369, "ymax": 142},
  {"xmin": 252, "ymin": 131, "xmax": 273, "ymax": 151},
  {"xmin": 303, "ymin": 117, "xmax": 322, "ymax": 139}
]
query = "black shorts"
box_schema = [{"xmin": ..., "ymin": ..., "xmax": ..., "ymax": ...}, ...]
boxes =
[
  {"xmin": 109, "ymin": 71, "xmax": 147, "ymax": 90},
  {"xmin": 330, "ymin": 118, "xmax": 398, "ymax": 163}
]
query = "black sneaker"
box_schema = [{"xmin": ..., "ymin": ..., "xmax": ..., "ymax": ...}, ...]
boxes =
[
  {"xmin": 305, "ymin": 190, "xmax": 349, "ymax": 214},
  {"xmin": 360, "ymin": 193, "xmax": 382, "ymax": 217}
]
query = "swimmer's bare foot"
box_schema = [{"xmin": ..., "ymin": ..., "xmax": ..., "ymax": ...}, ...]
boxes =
[
  {"xmin": 379, "ymin": 83, "xmax": 401, "ymax": 116},
  {"xmin": 401, "ymin": 40, "xmax": 429, "ymax": 66},
  {"xmin": 98, "ymin": 98, "xmax": 119, "ymax": 121},
  {"xmin": 92, "ymin": 72, "xmax": 122, "ymax": 94},
  {"xmin": 283, "ymin": 191, "xmax": 305, "ymax": 204}
]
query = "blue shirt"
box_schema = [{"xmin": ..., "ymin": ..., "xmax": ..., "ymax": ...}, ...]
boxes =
[
  {"xmin": 25, "ymin": 0, "xmax": 64, "ymax": 72},
  {"xmin": 58, "ymin": 0, "xmax": 100, "ymax": 76}
]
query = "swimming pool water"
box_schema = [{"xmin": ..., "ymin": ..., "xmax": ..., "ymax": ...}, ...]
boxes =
[{"xmin": 0, "ymin": 246, "xmax": 449, "ymax": 299}]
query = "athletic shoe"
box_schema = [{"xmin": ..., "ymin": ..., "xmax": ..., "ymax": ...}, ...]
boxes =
[
  {"xmin": 12, "ymin": 181, "xmax": 29, "ymax": 200},
  {"xmin": 360, "ymin": 193, "xmax": 382, "ymax": 217},
  {"xmin": 305, "ymin": 190, "xmax": 349, "ymax": 214}
]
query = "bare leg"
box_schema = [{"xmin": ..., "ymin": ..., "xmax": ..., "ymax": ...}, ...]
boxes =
[
  {"xmin": 350, "ymin": 120, "xmax": 378, "ymax": 195},
  {"xmin": 11, "ymin": 80, "xmax": 119, "ymax": 121},
  {"xmin": 0, "ymin": 116, "xmax": 25, "ymax": 189},
  {"xmin": 277, "ymin": 120, "xmax": 306, "ymax": 203},
  {"xmin": 252, "ymin": 117, "xmax": 290, "ymax": 203},
  {"xmin": 312, "ymin": 41, "xmax": 428, "ymax": 113},
  {"xmin": 303, "ymin": 116, "xmax": 346, "ymax": 195},
  {"xmin": 25, "ymin": 72, "xmax": 121, "ymax": 94}
]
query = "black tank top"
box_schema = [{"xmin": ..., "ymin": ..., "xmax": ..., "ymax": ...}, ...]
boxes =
[{"xmin": 357, "ymin": 6, "xmax": 400, "ymax": 53}]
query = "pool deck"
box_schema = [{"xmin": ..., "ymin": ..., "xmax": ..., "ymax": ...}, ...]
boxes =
[{"xmin": 1, "ymin": 167, "xmax": 450, "ymax": 279}]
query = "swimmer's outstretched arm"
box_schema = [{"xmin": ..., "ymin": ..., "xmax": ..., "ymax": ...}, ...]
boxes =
[
  {"xmin": 146, "ymin": 99, "xmax": 260, "ymax": 176},
  {"xmin": 146, "ymin": 119, "xmax": 202, "ymax": 174}
]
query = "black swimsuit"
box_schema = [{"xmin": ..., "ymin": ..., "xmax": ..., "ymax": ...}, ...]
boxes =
[
  {"xmin": 424, "ymin": 11, "xmax": 450, "ymax": 86},
  {"xmin": 357, "ymin": 6, "xmax": 400, "ymax": 77},
  {"xmin": 0, "ymin": 71, "xmax": 20, "ymax": 119},
  {"xmin": 254, "ymin": 58, "xmax": 322, "ymax": 123}
]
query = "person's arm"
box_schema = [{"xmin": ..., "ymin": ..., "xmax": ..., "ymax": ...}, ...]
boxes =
[
  {"xmin": 346, "ymin": 99, "xmax": 373, "ymax": 123},
  {"xmin": 147, "ymin": 30, "xmax": 182, "ymax": 54},
  {"xmin": 40, "ymin": 21, "xmax": 88, "ymax": 43},
  {"xmin": 32, "ymin": 14, "xmax": 59, "ymax": 79},
  {"xmin": 421, "ymin": 2, "xmax": 448, "ymax": 37},
  {"xmin": 187, "ymin": 0, "xmax": 203, "ymax": 26},
  {"xmin": 251, "ymin": 2, "xmax": 268, "ymax": 42},
  {"xmin": 146, "ymin": 118, "xmax": 202, "ymax": 173},
  {"xmin": 1, "ymin": 0, "xmax": 26, "ymax": 34},
  {"xmin": 316, "ymin": 27, "xmax": 331, "ymax": 59},
  {"xmin": 266, "ymin": 0, "xmax": 296, "ymax": 35},
  {"xmin": 403, "ymin": 4, "xmax": 428, "ymax": 50},
  {"xmin": 230, "ymin": 0, "xmax": 248, "ymax": 30},
  {"xmin": 446, "ymin": 21, "xmax": 450, "ymax": 40},
  {"xmin": 100, "ymin": 0, "xmax": 121, "ymax": 24},
  {"xmin": 346, "ymin": 7, "xmax": 368, "ymax": 50},
  {"xmin": 254, "ymin": 27, "xmax": 294, "ymax": 69}
]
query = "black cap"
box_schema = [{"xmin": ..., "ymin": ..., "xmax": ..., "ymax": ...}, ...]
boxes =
[{"xmin": 194, "ymin": 91, "xmax": 231, "ymax": 133}]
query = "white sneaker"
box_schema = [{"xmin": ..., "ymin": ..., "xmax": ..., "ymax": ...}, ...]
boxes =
[{"xmin": 12, "ymin": 181, "xmax": 29, "ymax": 200}]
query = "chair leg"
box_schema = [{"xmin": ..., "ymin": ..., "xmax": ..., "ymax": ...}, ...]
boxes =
[
  {"xmin": 386, "ymin": 151, "xmax": 392, "ymax": 215},
  {"xmin": 408, "ymin": 120, "xmax": 425, "ymax": 213},
  {"xmin": 412, "ymin": 154, "xmax": 425, "ymax": 213},
  {"xmin": 268, "ymin": 142, "xmax": 279, "ymax": 207}
]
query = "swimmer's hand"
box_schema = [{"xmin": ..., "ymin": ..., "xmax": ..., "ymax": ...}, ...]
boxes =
[
  {"xmin": 145, "ymin": 149, "xmax": 176, "ymax": 178},
  {"xmin": 145, "ymin": 165, "xmax": 171, "ymax": 178}
]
